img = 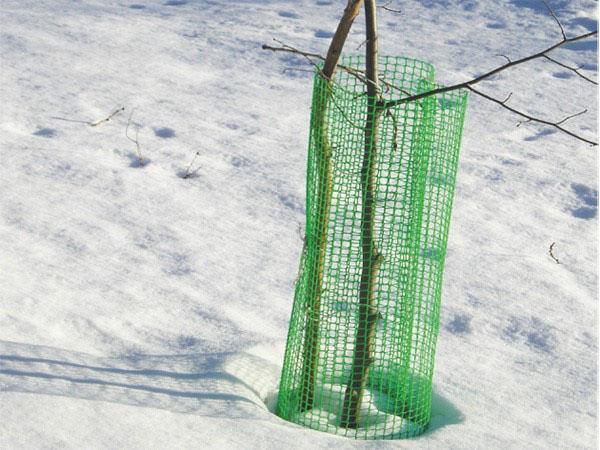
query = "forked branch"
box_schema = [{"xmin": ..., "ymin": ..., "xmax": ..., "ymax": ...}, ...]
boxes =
[
  {"xmin": 542, "ymin": 54, "xmax": 598, "ymax": 85},
  {"xmin": 262, "ymin": 27, "xmax": 598, "ymax": 145},
  {"xmin": 379, "ymin": 31, "xmax": 597, "ymax": 107},
  {"xmin": 467, "ymin": 86, "xmax": 595, "ymax": 145}
]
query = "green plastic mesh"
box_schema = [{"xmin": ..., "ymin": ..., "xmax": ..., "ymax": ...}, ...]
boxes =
[{"xmin": 276, "ymin": 56, "xmax": 468, "ymax": 440}]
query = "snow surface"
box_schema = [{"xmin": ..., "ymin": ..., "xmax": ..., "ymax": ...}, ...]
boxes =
[{"xmin": 0, "ymin": 0, "xmax": 598, "ymax": 448}]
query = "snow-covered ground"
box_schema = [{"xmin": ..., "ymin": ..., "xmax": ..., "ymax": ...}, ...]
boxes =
[{"xmin": 0, "ymin": 0, "xmax": 597, "ymax": 448}]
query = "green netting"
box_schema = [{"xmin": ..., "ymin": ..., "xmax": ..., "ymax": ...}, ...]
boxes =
[{"xmin": 276, "ymin": 55, "xmax": 468, "ymax": 440}]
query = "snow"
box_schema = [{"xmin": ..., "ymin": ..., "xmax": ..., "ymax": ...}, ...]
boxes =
[
  {"xmin": 0, "ymin": 0, "xmax": 597, "ymax": 448},
  {"xmin": 289, "ymin": 383, "xmax": 424, "ymax": 439}
]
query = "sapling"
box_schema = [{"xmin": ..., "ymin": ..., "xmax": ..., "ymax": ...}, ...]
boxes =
[
  {"xmin": 263, "ymin": 0, "xmax": 597, "ymax": 433},
  {"xmin": 296, "ymin": 0, "xmax": 365, "ymax": 413},
  {"xmin": 339, "ymin": 0, "xmax": 383, "ymax": 429}
]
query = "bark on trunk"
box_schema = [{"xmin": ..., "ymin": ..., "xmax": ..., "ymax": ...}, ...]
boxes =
[
  {"xmin": 298, "ymin": 0, "xmax": 364, "ymax": 412},
  {"xmin": 340, "ymin": 0, "xmax": 381, "ymax": 429}
]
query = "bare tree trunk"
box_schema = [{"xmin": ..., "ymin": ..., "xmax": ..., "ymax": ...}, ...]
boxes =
[
  {"xmin": 321, "ymin": 1, "xmax": 364, "ymax": 80},
  {"xmin": 340, "ymin": 0, "xmax": 381, "ymax": 429},
  {"xmin": 299, "ymin": 0, "xmax": 364, "ymax": 412}
]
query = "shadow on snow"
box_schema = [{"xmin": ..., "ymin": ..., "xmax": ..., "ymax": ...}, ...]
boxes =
[{"xmin": 0, "ymin": 340, "xmax": 464, "ymax": 435}]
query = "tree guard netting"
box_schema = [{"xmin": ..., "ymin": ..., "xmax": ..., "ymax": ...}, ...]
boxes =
[{"xmin": 276, "ymin": 56, "xmax": 468, "ymax": 440}]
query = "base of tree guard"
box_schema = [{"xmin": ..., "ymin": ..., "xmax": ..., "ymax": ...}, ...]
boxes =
[{"xmin": 276, "ymin": 56, "xmax": 468, "ymax": 440}]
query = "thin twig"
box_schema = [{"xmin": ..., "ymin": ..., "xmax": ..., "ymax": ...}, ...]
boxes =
[
  {"xmin": 183, "ymin": 151, "xmax": 201, "ymax": 179},
  {"xmin": 540, "ymin": 0, "xmax": 597, "ymax": 85},
  {"xmin": 380, "ymin": 30, "xmax": 597, "ymax": 108},
  {"xmin": 272, "ymin": 39, "xmax": 326, "ymax": 78},
  {"xmin": 379, "ymin": 0, "xmax": 401, "ymax": 13},
  {"xmin": 383, "ymin": 109, "xmax": 400, "ymax": 164},
  {"xmin": 501, "ymin": 92, "xmax": 513, "ymax": 104},
  {"xmin": 262, "ymin": 28, "xmax": 597, "ymax": 145},
  {"xmin": 555, "ymin": 109, "xmax": 587, "ymax": 125},
  {"xmin": 263, "ymin": 41, "xmax": 402, "ymax": 95},
  {"xmin": 125, "ymin": 109, "xmax": 144, "ymax": 164},
  {"xmin": 264, "ymin": 41, "xmax": 366, "ymax": 87},
  {"xmin": 262, "ymin": 0, "xmax": 598, "ymax": 146},
  {"xmin": 542, "ymin": 0, "xmax": 566, "ymax": 40},
  {"xmin": 497, "ymin": 54, "xmax": 512, "ymax": 64},
  {"xmin": 356, "ymin": 39, "xmax": 369, "ymax": 51},
  {"xmin": 328, "ymin": 88, "xmax": 365, "ymax": 128},
  {"xmin": 264, "ymin": 42, "xmax": 369, "ymax": 128},
  {"xmin": 282, "ymin": 67, "xmax": 315, "ymax": 75},
  {"xmin": 273, "ymin": 37, "xmax": 373, "ymax": 90},
  {"xmin": 377, "ymin": 0, "xmax": 592, "ymax": 107},
  {"xmin": 51, "ymin": 116, "xmax": 93, "ymax": 125},
  {"xmin": 542, "ymin": 54, "xmax": 598, "ymax": 85},
  {"xmin": 90, "ymin": 106, "xmax": 125, "ymax": 127},
  {"xmin": 467, "ymin": 86, "xmax": 596, "ymax": 145},
  {"xmin": 549, "ymin": 242, "xmax": 560, "ymax": 264},
  {"xmin": 265, "ymin": 40, "xmax": 322, "ymax": 60}
]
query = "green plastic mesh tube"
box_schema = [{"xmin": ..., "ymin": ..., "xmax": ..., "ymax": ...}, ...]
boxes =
[{"xmin": 276, "ymin": 56, "xmax": 468, "ymax": 440}]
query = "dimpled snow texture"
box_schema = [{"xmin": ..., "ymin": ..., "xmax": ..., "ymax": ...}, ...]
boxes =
[{"xmin": 276, "ymin": 56, "xmax": 468, "ymax": 440}]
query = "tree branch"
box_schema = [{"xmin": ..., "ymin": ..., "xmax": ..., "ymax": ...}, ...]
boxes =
[
  {"xmin": 322, "ymin": 0, "xmax": 364, "ymax": 79},
  {"xmin": 90, "ymin": 106, "xmax": 125, "ymax": 127},
  {"xmin": 262, "ymin": 30, "xmax": 597, "ymax": 146},
  {"xmin": 297, "ymin": 0, "xmax": 365, "ymax": 414},
  {"xmin": 125, "ymin": 109, "xmax": 145, "ymax": 164},
  {"xmin": 380, "ymin": 30, "xmax": 597, "ymax": 108},
  {"xmin": 182, "ymin": 151, "xmax": 201, "ymax": 179},
  {"xmin": 542, "ymin": 0, "xmax": 566, "ymax": 41},
  {"xmin": 549, "ymin": 242, "xmax": 560, "ymax": 264},
  {"xmin": 379, "ymin": 1, "xmax": 401, "ymax": 13},
  {"xmin": 466, "ymin": 86, "xmax": 596, "ymax": 145},
  {"xmin": 542, "ymin": 54, "xmax": 598, "ymax": 85},
  {"xmin": 264, "ymin": 40, "xmax": 372, "ymax": 88},
  {"xmin": 340, "ymin": 0, "xmax": 381, "ymax": 430},
  {"xmin": 496, "ymin": 54, "xmax": 512, "ymax": 64},
  {"xmin": 262, "ymin": 41, "xmax": 409, "ymax": 96}
]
